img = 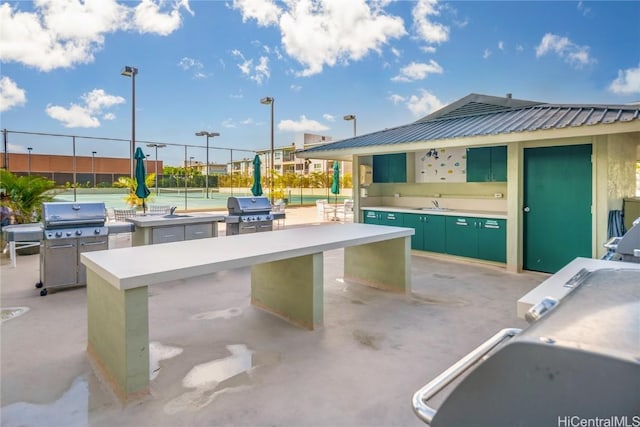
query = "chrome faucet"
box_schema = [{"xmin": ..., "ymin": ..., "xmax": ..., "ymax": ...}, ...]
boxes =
[
  {"xmin": 432, "ymin": 200, "xmax": 439, "ymax": 209},
  {"xmin": 170, "ymin": 206, "xmax": 177, "ymax": 215}
]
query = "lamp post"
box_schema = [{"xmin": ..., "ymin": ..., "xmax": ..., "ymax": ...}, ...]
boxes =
[
  {"xmin": 189, "ymin": 156, "xmax": 194, "ymax": 188},
  {"xmin": 343, "ymin": 114, "xmax": 357, "ymax": 137},
  {"xmin": 27, "ymin": 147, "xmax": 32, "ymax": 176},
  {"xmin": 121, "ymin": 65, "xmax": 138, "ymax": 178},
  {"xmin": 260, "ymin": 96, "xmax": 275, "ymax": 204},
  {"xmin": 146, "ymin": 143, "xmax": 166, "ymax": 195},
  {"xmin": 92, "ymin": 151, "xmax": 97, "ymax": 187},
  {"xmin": 195, "ymin": 131, "xmax": 220, "ymax": 198}
]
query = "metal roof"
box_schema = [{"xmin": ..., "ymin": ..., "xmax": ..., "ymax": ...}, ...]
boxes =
[{"xmin": 301, "ymin": 100, "xmax": 640, "ymax": 155}]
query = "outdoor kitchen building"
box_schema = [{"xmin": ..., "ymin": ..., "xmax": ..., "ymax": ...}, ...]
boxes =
[{"xmin": 299, "ymin": 93, "xmax": 640, "ymax": 274}]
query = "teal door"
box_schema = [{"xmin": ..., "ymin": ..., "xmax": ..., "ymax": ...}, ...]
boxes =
[{"xmin": 523, "ymin": 145, "xmax": 592, "ymax": 273}]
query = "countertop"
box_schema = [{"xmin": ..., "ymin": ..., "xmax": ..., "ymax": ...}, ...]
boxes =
[
  {"xmin": 82, "ymin": 223, "xmax": 414, "ymax": 290},
  {"xmin": 361, "ymin": 206, "xmax": 507, "ymax": 219},
  {"xmin": 126, "ymin": 213, "xmax": 225, "ymax": 227}
]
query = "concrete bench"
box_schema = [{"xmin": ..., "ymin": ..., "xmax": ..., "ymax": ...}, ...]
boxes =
[{"xmin": 81, "ymin": 223, "xmax": 414, "ymax": 401}]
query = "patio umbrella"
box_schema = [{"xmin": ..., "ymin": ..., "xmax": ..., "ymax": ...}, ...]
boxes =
[
  {"xmin": 330, "ymin": 161, "xmax": 340, "ymax": 219},
  {"xmin": 134, "ymin": 147, "xmax": 151, "ymax": 214},
  {"xmin": 251, "ymin": 154, "xmax": 263, "ymax": 196}
]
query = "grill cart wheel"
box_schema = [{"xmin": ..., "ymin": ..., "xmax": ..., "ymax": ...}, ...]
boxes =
[
  {"xmin": 35, "ymin": 281, "xmax": 43, "ymax": 289},
  {"xmin": 40, "ymin": 289, "xmax": 48, "ymax": 297}
]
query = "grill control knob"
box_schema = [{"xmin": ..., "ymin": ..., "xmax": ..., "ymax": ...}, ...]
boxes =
[
  {"xmin": 66, "ymin": 231, "xmax": 72, "ymax": 237},
  {"xmin": 94, "ymin": 228, "xmax": 101, "ymax": 234},
  {"xmin": 76, "ymin": 229, "xmax": 83, "ymax": 236},
  {"xmin": 55, "ymin": 231, "xmax": 63, "ymax": 237}
]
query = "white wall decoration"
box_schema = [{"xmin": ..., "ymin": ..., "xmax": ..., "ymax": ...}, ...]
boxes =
[{"xmin": 415, "ymin": 147, "xmax": 467, "ymax": 183}]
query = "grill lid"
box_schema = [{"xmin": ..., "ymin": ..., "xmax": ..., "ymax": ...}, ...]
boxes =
[
  {"xmin": 42, "ymin": 202, "xmax": 106, "ymax": 228},
  {"xmin": 227, "ymin": 196, "xmax": 272, "ymax": 215}
]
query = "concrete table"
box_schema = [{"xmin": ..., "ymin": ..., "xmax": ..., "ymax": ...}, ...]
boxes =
[{"xmin": 81, "ymin": 223, "xmax": 413, "ymax": 401}]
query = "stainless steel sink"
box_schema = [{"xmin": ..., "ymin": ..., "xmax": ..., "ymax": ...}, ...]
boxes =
[{"xmin": 163, "ymin": 214, "xmax": 192, "ymax": 218}]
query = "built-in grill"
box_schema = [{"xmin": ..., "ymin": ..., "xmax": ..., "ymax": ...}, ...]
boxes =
[
  {"xmin": 603, "ymin": 216, "xmax": 640, "ymax": 262},
  {"xmin": 225, "ymin": 196, "xmax": 273, "ymax": 236},
  {"xmin": 37, "ymin": 202, "xmax": 109, "ymax": 296}
]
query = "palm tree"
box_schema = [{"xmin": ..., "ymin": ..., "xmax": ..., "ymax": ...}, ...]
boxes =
[
  {"xmin": 0, "ymin": 170, "xmax": 57, "ymax": 223},
  {"xmin": 113, "ymin": 173, "xmax": 156, "ymax": 207}
]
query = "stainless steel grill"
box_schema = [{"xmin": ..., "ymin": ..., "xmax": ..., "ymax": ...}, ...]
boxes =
[
  {"xmin": 225, "ymin": 196, "xmax": 273, "ymax": 235},
  {"xmin": 603, "ymin": 216, "xmax": 640, "ymax": 262},
  {"xmin": 37, "ymin": 202, "xmax": 108, "ymax": 296}
]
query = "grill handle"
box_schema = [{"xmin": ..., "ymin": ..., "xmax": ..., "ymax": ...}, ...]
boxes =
[
  {"xmin": 81, "ymin": 241, "xmax": 108, "ymax": 247},
  {"xmin": 411, "ymin": 328, "xmax": 522, "ymax": 425}
]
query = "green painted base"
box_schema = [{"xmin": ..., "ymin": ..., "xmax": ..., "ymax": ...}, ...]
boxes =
[{"xmin": 251, "ymin": 253, "xmax": 324, "ymax": 330}]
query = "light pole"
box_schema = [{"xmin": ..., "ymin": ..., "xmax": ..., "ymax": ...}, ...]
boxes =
[
  {"xmin": 343, "ymin": 114, "xmax": 357, "ymax": 136},
  {"xmin": 27, "ymin": 147, "xmax": 32, "ymax": 176},
  {"xmin": 260, "ymin": 96, "xmax": 275, "ymax": 203},
  {"xmin": 146, "ymin": 143, "xmax": 166, "ymax": 195},
  {"xmin": 195, "ymin": 131, "xmax": 220, "ymax": 198},
  {"xmin": 121, "ymin": 65, "xmax": 138, "ymax": 178},
  {"xmin": 92, "ymin": 151, "xmax": 97, "ymax": 187},
  {"xmin": 189, "ymin": 156, "xmax": 194, "ymax": 188}
]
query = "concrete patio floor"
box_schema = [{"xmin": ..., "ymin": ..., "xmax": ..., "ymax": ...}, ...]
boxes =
[{"xmin": 0, "ymin": 206, "xmax": 545, "ymax": 427}]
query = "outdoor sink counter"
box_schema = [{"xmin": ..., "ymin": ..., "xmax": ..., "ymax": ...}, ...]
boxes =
[
  {"xmin": 126, "ymin": 212, "xmax": 225, "ymax": 245},
  {"xmin": 81, "ymin": 223, "xmax": 413, "ymax": 401},
  {"xmin": 361, "ymin": 206, "xmax": 508, "ymax": 219}
]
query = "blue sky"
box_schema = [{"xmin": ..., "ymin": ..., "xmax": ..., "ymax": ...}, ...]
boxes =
[{"xmin": 1, "ymin": 0, "xmax": 639, "ymax": 167}]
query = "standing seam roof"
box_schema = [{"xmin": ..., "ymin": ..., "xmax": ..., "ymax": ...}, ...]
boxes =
[{"xmin": 302, "ymin": 103, "xmax": 640, "ymax": 153}]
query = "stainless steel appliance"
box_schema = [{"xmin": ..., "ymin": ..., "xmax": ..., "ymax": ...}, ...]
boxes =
[
  {"xmin": 225, "ymin": 196, "xmax": 273, "ymax": 236},
  {"xmin": 603, "ymin": 216, "xmax": 640, "ymax": 262},
  {"xmin": 37, "ymin": 202, "xmax": 108, "ymax": 296},
  {"xmin": 412, "ymin": 267, "xmax": 640, "ymax": 426}
]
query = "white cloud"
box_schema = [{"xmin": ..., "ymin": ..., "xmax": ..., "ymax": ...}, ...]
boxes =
[
  {"xmin": 609, "ymin": 65, "xmax": 640, "ymax": 95},
  {"xmin": 0, "ymin": 1, "xmax": 192, "ymax": 72},
  {"xmin": 232, "ymin": 50, "xmax": 270, "ymax": 84},
  {"xmin": 323, "ymin": 114, "xmax": 335, "ymax": 122},
  {"xmin": 577, "ymin": 1, "xmax": 591, "ymax": 16},
  {"xmin": 390, "ymin": 47, "xmax": 401, "ymax": 58},
  {"xmin": 412, "ymin": 0, "xmax": 449, "ymax": 44},
  {"xmin": 240, "ymin": 118, "xmax": 255, "ymax": 125},
  {"xmin": 498, "ymin": 41, "xmax": 504, "ymax": 51},
  {"xmin": 46, "ymin": 104, "xmax": 100, "ymax": 128},
  {"xmin": 222, "ymin": 118, "xmax": 237, "ymax": 128},
  {"xmin": 535, "ymin": 33, "xmax": 594, "ymax": 68},
  {"xmin": 389, "ymin": 93, "xmax": 406, "ymax": 104},
  {"xmin": 45, "ymin": 88, "xmax": 124, "ymax": 128},
  {"xmin": 0, "ymin": 76, "xmax": 27, "ymax": 112},
  {"xmin": 232, "ymin": 0, "xmax": 281, "ymax": 26},
  {"xmin": 235, "ymin": 0, "xmax": 405, "ymax": 77},
  {"xmin": 516, "ymin": 44, "xmax": 524, "ymax": 52},
  {"xmin": 406, "ymin": 90, "xmax": 444, "ymax": 117},
  {"xmin": 483, "ymin": 49, "xmax": 492, "ymax": 59},
  {"xmin": 278, "ymin": 115, "xmax": 329, "ymax": 132},
  {"xmin": 420, "ymin": 46, "xmax": 437, "ymax": 54},
  {"xmin": 133, "ymin": 0, "xmax": 193, "ymax": 36},
  {"xmin": 290, "ymin": 84, "xmax": 302, "ymax": 92},
  {"xmin": 178, "ymin": 57, "xmax": 203, "ymax": 71},
  {"xmin": 392, "ymin": 60, "xmax": 443, "ymax": 82}
]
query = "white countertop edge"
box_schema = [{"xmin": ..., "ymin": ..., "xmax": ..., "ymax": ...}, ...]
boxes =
[
  {"xmin": 82, "ymin": 223, "xmax": 413, "ymax": 291},
  {"xmin": 361, "ymin": 206, "xmax": 507, "ymax": 219},
  {"xmin": 127, "ymin": 213, "xmax": 225, "ymax": 227},
  {"xmin": 516, "ymin": 257, "xmax": 640, "ymax": 319}
]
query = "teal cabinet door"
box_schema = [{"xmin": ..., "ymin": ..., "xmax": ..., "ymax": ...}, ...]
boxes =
[
  {"xmin": 379, "ymin": 211, "xmax": 403, "ymax": 226},
  {"xmin": 403, "ymin": 214, "xmax": 424, "ymax": 249},
  {"xmin": 477, "ymin": 219, "xmax": 506, "ymax": 262},
  {"xmin": 423, "ymin": 215, "xmax": 446, "ymax": 253},
  {"xmin": 466, "ymin": 146, "xmax": 507, "ymax": 182},
  {"xmin": 445, "ymin": 217, "xmax": 477, "ymax": 258},
  {"xmin": 363, "ymin": 210, "xmax": 381, "ymax": 224},
  {"xmin": 490, "ymin": 146, "xmax": 507, "ymax": 182},
  {"xmin": 466, "ymin": 148, "xmax": 492, "ymax": 182},
  {"xmin": 372, "ymin": 154, "xmax": 407, "ymax": 183}
]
